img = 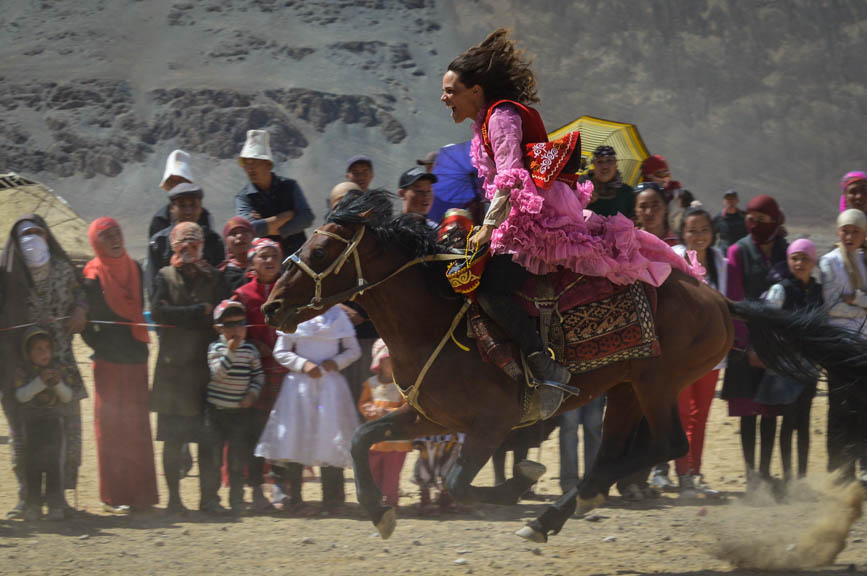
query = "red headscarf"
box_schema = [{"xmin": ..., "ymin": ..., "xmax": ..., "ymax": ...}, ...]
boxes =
[
  {"xmin": 84, "ymin": 217, "xmax": 149, "ymax": 343},
  {"xmin": 641, "ymin": 154, "xmax": 669, "ymax": 178},
  {"xmin": 745, "ymin": 194, "xmax": 785, "ymax": 245}
]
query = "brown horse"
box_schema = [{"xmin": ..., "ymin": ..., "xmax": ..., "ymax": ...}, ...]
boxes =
[{"xmin": 263, "ymin": 190, "xmax": 865, "ymax": 543}]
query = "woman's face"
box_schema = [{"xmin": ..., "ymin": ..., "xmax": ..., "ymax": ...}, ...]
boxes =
[
  {"xmin": 647, "ymin": 169, "xmax": 672, "ymax": 189},
  {"xmin": 838, "ymin": 224, "xmax": 866, "ymax": 253},
  {"xmin": 441, "ymin": 70, "xmax": 484, "ymax": 124},
  {"xmin": 845, "ymin": 180, "xmax": 867, "ymax": 212},
  {"xmin": 635, "ymin": 190, "xmax": 666, "ymax": 232},
  {"xmin": 98, "ymin": 227, "xmax": 125, "ymax": 259},
  {"xmin": 593, "ymin": 156, "xmax": 618, "ymax": 183},
  {"xmin": 682, "ymin": 214, "xmax": 713, "ymax": 253},
  {"xmin": 253, "ymin": 247, "xmax": 281, "ymax": 283},
  {"xmin": 746, "ymin": 210, "xmax": 773, "ymax": 225},
  {"xmin": 787, "ymin": 252, "xmax": 814, "ymax": 283}
]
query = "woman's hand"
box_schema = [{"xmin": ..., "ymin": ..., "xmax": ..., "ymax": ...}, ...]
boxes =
[
  {"xmin": 468, "ymin": 225, "xmax": 493, "ymax": 250},
  {"xmin": 66, "ymin": 305, "xmax": 87, "ymax": 336},
  {"xmin": 321, "ymin": 359, "xmax": 339, "ymax": 373},
  {"xmin": 302, "ymin": 361, "xmax": 323, "ymax": 379}
]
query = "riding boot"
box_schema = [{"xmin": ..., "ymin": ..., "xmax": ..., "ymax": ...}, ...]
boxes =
[
  {"xmin": 526, "ymin": 352, "xmax": 568, "ymax": 418},
  {"xmin": 477, "ymin": 290, "xmax": 569, "ymax": 419}
]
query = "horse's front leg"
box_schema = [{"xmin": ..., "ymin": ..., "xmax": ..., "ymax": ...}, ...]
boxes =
[
  {"xmin": 443, "ymin": 420, "xmax": 546, "ymax": 506},
  {"xmin": 350, "ymin": 404, "xmax": 445, "ymax": 539}
]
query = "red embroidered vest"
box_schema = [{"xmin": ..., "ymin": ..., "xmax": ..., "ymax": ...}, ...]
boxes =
[{"xmin": 481, "ymin": 99, "xmax": 581, "ymax": 189}]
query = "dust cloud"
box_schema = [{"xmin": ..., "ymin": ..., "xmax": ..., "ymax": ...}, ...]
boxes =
[{"xmin": 710, "ymin": 476, "xmax": 864, "ymax": 570}]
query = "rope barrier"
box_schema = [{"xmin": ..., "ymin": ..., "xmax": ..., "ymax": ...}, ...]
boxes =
[{"xmin": 0, "ymin": 316, "xmax": 272, "ymax": 333}]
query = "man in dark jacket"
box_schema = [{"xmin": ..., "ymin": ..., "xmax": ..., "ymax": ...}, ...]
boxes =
[
  {"xmin": 713, "ymin": 189, "xmax": 748, "ymax": 253},
  {"xmin": 146, "ymin": 182, "xmax": 225, "ymax": 298},
  {"xmin": 586, "ymin": 146, "xmax": 635, "ymax": 218},
  {"xmin": 234, "ymin": 130, "xmax": 314, "ymax": 256}
]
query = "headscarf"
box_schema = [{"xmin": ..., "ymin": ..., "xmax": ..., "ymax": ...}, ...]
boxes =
[
  {"xmin": 641, "ymin": 154, "xmax": 669, "ymax": 178},
  {"xmin": 221, "ymin": 217, "xmax": 254, "ymax": 270},
  {"xmin": 170, "ymin": 221, "xmax": 210, "ymax": 276},
  {"xmin": 247, "ymin": 237, "xmax": 283, "ymax": 262},
  {"xmin": 370, "ymin": 338, "xmax": 389, "ymax": 373},
  {"xmin": 83, "ymin": 217, "xmax": 149, "ymax": 343},
  {"xmin": 745, "ymin": 195, "xmax": 785, "ymax": 245},
  {"xmin": 786, "ymin": 238, "xmax": 816, "ymax": 262},
  {"xmin": 836, "ymin": 209, "xmax": 867, "ymax": 292},
  {"xmin": 839, "ymin": 171, "xmax": 867, "ymax": 212}
]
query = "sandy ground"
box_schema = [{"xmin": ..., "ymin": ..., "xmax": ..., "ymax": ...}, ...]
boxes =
[{"xmin": 0, "ymin": 337, "xmax": 865, "ymax": 576}]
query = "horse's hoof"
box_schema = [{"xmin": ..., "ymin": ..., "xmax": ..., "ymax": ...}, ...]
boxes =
[
  {"xmin": 516, "ymin": 460, "xmax": 547, "ymax": 483},
  {"xmin": 576, "ymin": 493, "xmax": 606, "ymax": 517},
  {"xmin": 515, "ymin": 524, "xmax": 547, "ymax": 543},
  {"xmin": 375, "ymin": 507, "xmax": 396, "ymax": 540}
]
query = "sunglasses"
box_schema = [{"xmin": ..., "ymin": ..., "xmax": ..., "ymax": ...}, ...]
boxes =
[{"xmin": 218, "ymin": 320, "xmax": 247, "ymax": 328}]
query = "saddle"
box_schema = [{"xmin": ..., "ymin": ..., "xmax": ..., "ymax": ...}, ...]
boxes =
[{"xmin": 467, "ymin": 271, "xmax": 660, "ymax": 425}]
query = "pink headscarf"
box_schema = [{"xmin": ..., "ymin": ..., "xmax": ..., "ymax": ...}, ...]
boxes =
[{"xmin": 786, "ymin": 238, "xmax": 816, "ymax": 261}]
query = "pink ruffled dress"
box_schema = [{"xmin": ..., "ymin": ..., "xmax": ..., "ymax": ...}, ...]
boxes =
[{"xmin": 472, "ymin": 104, "xmax": 702, "ymax": 286}]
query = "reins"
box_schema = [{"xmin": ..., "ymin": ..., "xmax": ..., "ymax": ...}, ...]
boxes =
[{"xmin": 285, "ymin": 227, "xmax": 467, "ymax": 314}]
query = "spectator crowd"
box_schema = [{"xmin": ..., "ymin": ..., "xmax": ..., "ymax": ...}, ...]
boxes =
[{"xmin": 1, "ymin": 129, "xmax": 865, "ymax": 522}]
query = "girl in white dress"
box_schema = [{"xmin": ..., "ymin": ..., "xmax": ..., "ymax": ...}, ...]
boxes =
[{"xmin": 256, "ymin": 306, "xmax": 361, "ymax": 510}]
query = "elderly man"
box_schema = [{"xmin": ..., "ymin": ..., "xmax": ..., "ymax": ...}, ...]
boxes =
[
  {"xmin": 148, "ymin": 150, "xmax": 213, "ymax": 238},
  {"xmin": 235, "ymin": 130, "xmax": 314, "ymax": 256},
  {"xmin": 586, "ymin": 146, "xmax": 635, "ymax": 218},
  {"xmin": 146, "ymin": 182, "xmax": 225, "ymax": 297}
]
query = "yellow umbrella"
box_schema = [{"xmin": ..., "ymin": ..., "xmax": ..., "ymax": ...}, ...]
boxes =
[{"xmin": 548, "ymin": 116, "xmax": 649, "ymax": 188}]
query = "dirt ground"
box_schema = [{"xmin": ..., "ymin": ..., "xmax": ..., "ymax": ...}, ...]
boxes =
[{"xmin": 0, "ymin": 338, "xmax": 865, "ymax": 576}]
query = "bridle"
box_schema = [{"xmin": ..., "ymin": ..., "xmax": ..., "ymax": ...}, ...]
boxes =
[
  {"xmin": 282, "ymin": 225, "xmax": 464, "ymax": 315},
  {"xmin": 284, "ymin": 227, "xmax": 367, "ymax": 314}
]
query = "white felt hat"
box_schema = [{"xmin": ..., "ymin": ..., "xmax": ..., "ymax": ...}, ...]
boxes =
[
  {"xmin": 160, "ymin": 149, "xmax": 194, "ymax": 188},
  {"xmin": 239, "ymin": 129, "xmax": 273, "ymax": 163}
]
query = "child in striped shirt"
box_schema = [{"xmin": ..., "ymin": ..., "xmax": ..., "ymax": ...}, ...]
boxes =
[{"xmin": 202, "ymin": 300, "xmax": 263, "ymax": 513}]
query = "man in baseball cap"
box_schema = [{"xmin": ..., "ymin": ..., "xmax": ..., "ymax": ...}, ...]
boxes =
[{"xmin": 398, "ymin": 167, "xmax": 438, "ymax": 221}]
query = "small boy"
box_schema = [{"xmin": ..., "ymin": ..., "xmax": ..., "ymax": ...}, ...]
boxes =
[
  {"xmin": 14, "ymin": 327, "xmax": 75, "ymax": 521},
  {"xmin": 203, "ymin": 300, "xmax": 264, "ymax": 513},
  {"xmin": 357, "ymin": 339, "xmax": 410, "ymax": 508}
]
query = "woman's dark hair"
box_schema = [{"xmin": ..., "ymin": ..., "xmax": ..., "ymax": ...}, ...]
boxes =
[
  {"xmin": 448, "ymin": 29, "xmax": 539, "ymax": 105},
  {"xmin": 679, "ymin": 206, "xmax": 719, "ymax": 288}
]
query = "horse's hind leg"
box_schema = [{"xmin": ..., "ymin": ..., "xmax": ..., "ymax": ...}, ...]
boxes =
[
  {"xmin": 518, "ymin": 382, "xmax": 645, "ymax": 542},
  {"xmin": 350, "ymin": 405, "xmax": 445, "ymax": 539},
  {"xmin": 443, "ymin": 420, "xmax": 544, "ymax": 506}
]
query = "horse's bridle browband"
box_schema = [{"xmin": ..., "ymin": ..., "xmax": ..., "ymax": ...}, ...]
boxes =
[{"xmin": 284, "ymin": 226, "xmax": 464, "ymax": 314}]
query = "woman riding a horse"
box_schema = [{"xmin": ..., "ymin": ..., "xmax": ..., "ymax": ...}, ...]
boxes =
[
  {"xmin": 263, "ymin": 29, "xmax": 867, "ymax": 545},
  {"xmin": 442, "ymin": 29, "xmax": 701, "ymax": 417}
]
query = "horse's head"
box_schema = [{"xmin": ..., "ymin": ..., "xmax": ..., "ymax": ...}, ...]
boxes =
[{"xmin": 263, "ymin": 190, "xmax": 398, "ymax": 332}]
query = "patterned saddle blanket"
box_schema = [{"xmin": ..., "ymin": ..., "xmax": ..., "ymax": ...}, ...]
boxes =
[{"xmin": 470, "ymin": 272, "xmax": 660, "ymax": 381}]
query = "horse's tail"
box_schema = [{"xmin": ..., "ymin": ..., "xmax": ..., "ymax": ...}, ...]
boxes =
[{"xmin": 727, "ymin": 300, "xmax": 867, "ymax": 391}]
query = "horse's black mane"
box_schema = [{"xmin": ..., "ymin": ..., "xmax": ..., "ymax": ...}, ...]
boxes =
[{"xmin": 326, "ymin": 188, "xmax": 443, "ymax": 259}]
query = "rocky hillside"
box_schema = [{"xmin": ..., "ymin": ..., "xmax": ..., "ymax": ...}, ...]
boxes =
[{"xmin": 1, "ymin": 0, "xmax": 865, "ymax": 254}]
